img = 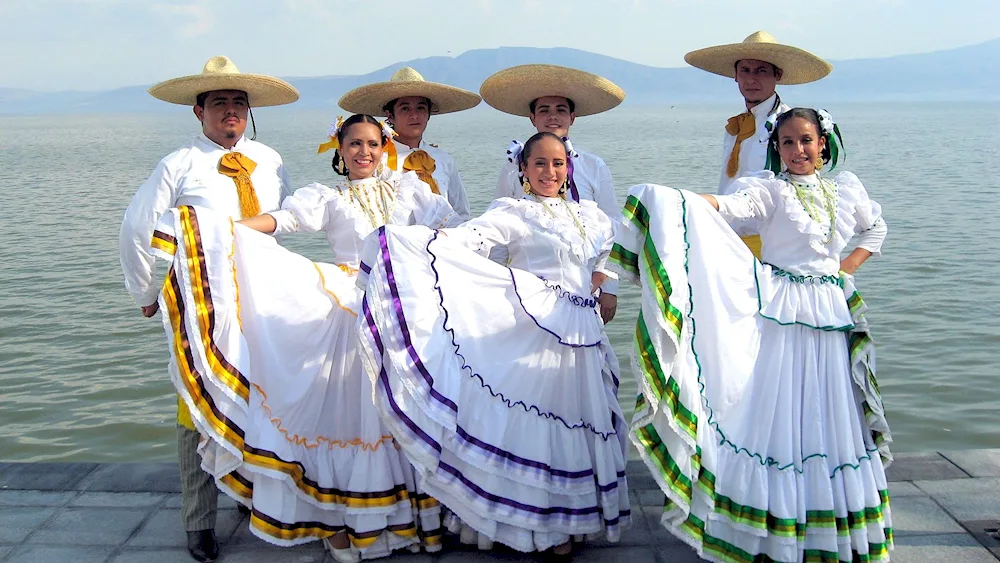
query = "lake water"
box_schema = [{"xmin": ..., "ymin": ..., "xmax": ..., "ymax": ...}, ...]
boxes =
[{"xmin": 1, "ymin": 102, "xmax": 998, "ymax": 463}]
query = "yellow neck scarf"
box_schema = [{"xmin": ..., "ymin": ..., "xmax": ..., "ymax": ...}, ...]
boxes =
[
  {"xmin": 725, "ymin": 112, "xmax": 756, "ymax": 178},
  {"xmin": 218, "ymin": 152, "xmax": 260, "ymax": 218},
  {"xmin": 403, "ymin": 150, "xmax": 439, "ymax": 195}
]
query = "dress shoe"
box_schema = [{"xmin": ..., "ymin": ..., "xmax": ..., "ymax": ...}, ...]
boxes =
[{"xmin": 186, "ymin": 529, "xmax": 219, "ymax": 562}]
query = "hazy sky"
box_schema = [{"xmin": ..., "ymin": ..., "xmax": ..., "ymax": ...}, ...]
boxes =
[{"xmin": 3, "ymin": 0, "xmax": 997, "ymax": 91}]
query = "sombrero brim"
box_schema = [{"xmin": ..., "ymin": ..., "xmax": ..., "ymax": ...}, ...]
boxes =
[
  {"xmin": 148, "ymin": 74, "xmax": 300, "ymax": 107},
  {"xmin": 480, "ymin": 65, "xmax": 625, "ymax": 117},
  {"xmin": 339, "ymin": 81, "xmax": 481, "ymax": 115},
  {"xmin": 684, "ymin": 43, "xmax": 832, "ymax": 85}
]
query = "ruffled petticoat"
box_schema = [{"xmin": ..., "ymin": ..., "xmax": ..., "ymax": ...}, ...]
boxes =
[
  {"xmin": 612, "ymin": 185, "xmax": 892, "ymax": 563},
  {"xmin": 151, "ymin": 206, "xmax": 441, "ymax": 559},
  {"xmin": 356, "ymin": 225, "xmax": 631, "ymax": 553}
]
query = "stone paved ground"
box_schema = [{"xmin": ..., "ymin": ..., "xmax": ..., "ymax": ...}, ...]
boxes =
[{"xmin": 1, "ymin": 451, "xmax": 998, "ymax": 562}]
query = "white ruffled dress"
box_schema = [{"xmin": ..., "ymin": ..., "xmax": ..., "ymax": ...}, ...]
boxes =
[
  {"xmin": 613, "ymin": 171, "xmax": 892, "ymax": 562},
  {"xmin": 150, "ymin": 171, "xmax": 459, "ymax": 559},
  {"xmin": 356, "ymin": 195, "xmax": 631, "ymax": 553}
]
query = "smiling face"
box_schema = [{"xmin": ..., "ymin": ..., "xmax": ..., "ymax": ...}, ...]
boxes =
[
  {"xmin": 735, "ymin": 59, "xmax": 782, "ymax": 108},
  {"xmin": 529, "ymin": 96, "xmax": 576, "ymax": 138},
  {"xmin": 777, "ymin": 116, "xmax": 826, "ymax": 175},
  {"xmin": 520, "ymin": 134, "xmax": 568, "ymax": 198},
  {"xmin": 194, "ymin": 89, "xmax": 248, "ymax": 148},
  {"xmin": 339, "ymin": 121, "xmax": 385, "ymax": 180},
  {"xmin": 385, "ymin": 96, "xmax": 431, "ymax": 148}
]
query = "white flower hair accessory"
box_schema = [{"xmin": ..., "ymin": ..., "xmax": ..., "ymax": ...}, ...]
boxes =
[
  {"xmin": 561, "ymin": 137, "xmax": 579, "ymax": 159},
  {"xmin": 816, "ymin": 109, "xmax": 835, "ymax": 136},
  {"xmin": 317, "ymin": 116, "xmax": 346, "ymax": 154},
  {"xmin": 380, "ymin": 120, "xmax": 398, "ymax": 141},
  {"xmin": 506, "ymin": 139, "xmax": 524, "ymax": 163},
  {"xmin": 327, "ymin": 116, "xmax": 344, "ymax": 138},
  {"xmin": 759, "ymin": 111, "xmax": 779, "ymax": 144}
]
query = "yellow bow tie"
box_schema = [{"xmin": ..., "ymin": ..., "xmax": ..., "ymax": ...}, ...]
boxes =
[
  {"xmin": 403, "ymin": 150, "xmax": 440, "ymax": 195},
  {"xmin": 725, "ymin": 112, "xmax": 756, "ymax": 179},
  {"xmin": 218, "ymin": 152, "xmax": 260, "ymax": 218}
]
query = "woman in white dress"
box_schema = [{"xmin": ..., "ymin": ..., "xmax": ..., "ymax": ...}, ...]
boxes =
[
  {"xmin": 615, "ymin": 108, "xmax": 891, "ymax": 562},
  {"xmin": 357, "ymin": 132, "xmax": 631, "ymax": 560},
  {"xmin": 149, "ymin": 114, "xmax": 461, "ymax": 561}
]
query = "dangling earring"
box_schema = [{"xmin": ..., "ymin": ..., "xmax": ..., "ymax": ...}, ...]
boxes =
[
  {"xmin": 333, "ymin": 151, "xmax": 347, "ymax": 176},
  {"xmin": 558, "ymin": 178, "xmax": 568, "ymax": 198},
  {"xmin": 814, "ymin": 157, "xmax": 824, "ymax": 172},
  {"xmin": 521, "ymin": 176, "xmax": 531, "ymax": 194}
]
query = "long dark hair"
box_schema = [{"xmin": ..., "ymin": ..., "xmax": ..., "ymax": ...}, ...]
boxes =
[{"xmin": 331, "ymin": 114, "xmax": 388, "ymax": 176}]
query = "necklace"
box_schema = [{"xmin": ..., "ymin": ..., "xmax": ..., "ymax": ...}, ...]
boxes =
[
  {"xmin": 530, "ymin": 193, "xmax": 588, "ymax": 241},
  {"xmin": 339, "ymin": 178, "xmax": 397, "ymax": 229},
  {"xmin": 784, "ymin": 173, "xmax": 838, "ymax": 244}
]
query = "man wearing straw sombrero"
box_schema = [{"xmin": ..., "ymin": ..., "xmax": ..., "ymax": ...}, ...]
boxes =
[
  {"xmin": 338, "ymin": 67, "xmax": 480, "ymax": 221},
  {"xmin": 685, "ymin": 31, "xmax": 831, "ymax": 258},
  {"xmin": 483, "ymin": 64, "xmax": 625, "ymax": 323},
  {"xmin": 119, "ymin": 55, "xmax": 298, "ymax": 563}
]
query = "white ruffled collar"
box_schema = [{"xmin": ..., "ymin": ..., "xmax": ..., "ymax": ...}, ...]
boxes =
[
  {"xmin": 517, "ymin": 195, "xmax": 603, "ymax": 263},
  {"xmin": 774, "ymin": 172, "xmax": 862, "ymax": 258}
]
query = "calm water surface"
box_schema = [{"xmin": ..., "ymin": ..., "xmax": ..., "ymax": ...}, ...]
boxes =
[{"xmin": 1, "ymin": 102, "xmax": 997, "ymax": 462}]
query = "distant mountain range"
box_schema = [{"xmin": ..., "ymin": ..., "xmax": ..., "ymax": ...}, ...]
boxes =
[{"xmin": 2, "ymin": 38, "xmax": 997, "ymax": 115}]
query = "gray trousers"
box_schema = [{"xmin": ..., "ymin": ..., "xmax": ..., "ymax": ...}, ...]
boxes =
[{"xmin": 177, "ymin": 425, "xmax": 219, "ymax": 531}]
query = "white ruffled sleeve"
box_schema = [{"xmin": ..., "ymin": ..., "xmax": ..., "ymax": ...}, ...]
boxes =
[
  {"xmin": 273, "ymin": 183, "xmax": 335, "ymax": 234},
  {"xmin": 397, "ymin": 171, "xmax": 463, "ymax": 229},
  {"xmin": 442, "ymin": 198, "xmax": 529, "ymax": 257},
  {"xmin": 119, "ymin": 158, "xmax": 179, "ymax": 307},
  {"xmin": 714, "ymin": 173, "xmax": 780, "ymax": 223},
  {"xmin": 835, "ymin": 171, "xmax": 888, "ymax": 256},
  {"xmin": 579, "ymin": 200, "xmax": 619, "ymax": 294}
]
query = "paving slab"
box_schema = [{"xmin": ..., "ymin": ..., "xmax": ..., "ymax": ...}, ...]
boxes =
[
  {"xmin": 111, "ymin": 547, "xmax": 212, "ymax": 563},
  {"xmin": 70, "ymin": 491, "xmax": 166, "ymax": 508},
  {"xmin": 24, "ymin": 506, "xmax": 150, "ymax": 546},
  {"xmin": 0, "ymin": 545, "xmax": 14, "ymax": 559},
  {"xmin": 571, "ymin": 545, "xmax": 668, "ymax": 562},
  {"xmin": 886, "ymin": 452, "xmax": 970, "ymax": 482},
  {"xmin": 956, "ymin": 520, "xmax": 1000, "ymax": 561},
  {"xmin": 915, "ymin": 478, "xmax": 1000, "ymax": 496},
  {"xmin": 941, "ymin": 449, "xmax": 1000, "ymax": 478},
  {"xmin": 889, "ymin": 495, "xmax": 966, "ymax": 537},
  {"xmin": 4, "ymin": 544, "xmax": 116, "ymax": 563},
  {"xmin": 0, "ymin": 489, "xmax": 76, "ymax": 506},
  {"xmin": 0, "ymin": 461, "xmax": 98, "ymax": 491},
  {"xmin": 636, "ymin": 505, "xmax": 686, "ymax": 547},
  {"xmin": 0, "ymin": 506, "xmax": 58, "ymax": 543},
  {"xmin": 76, "ymin": 462, "xmax": 181, "ymax": 493},
  {"xmin": 888, "ymin": 481, "xmax": 927, "ymax": 498},
  {"xmin": 217, "ymin": 542, "xmax": 327, "ymax": 562},
  {"xmin": 128, "ymin": 507, "xmax": 244, "ymax": 547},
  {"xmin": 890, "ymin": 533, "xmax": 1000, "ymax": 563}
]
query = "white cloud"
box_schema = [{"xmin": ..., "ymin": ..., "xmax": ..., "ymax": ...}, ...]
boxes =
[{"xmin": 152, "ymin": 3, "xmax": 214, "ymax": 38}]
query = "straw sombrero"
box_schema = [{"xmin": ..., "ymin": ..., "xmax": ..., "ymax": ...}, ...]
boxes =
[
  {"xmin": 148, "ymin": 55, "xmax": 299, "ymax": 107},
  {"xmin": 684, "ymin": 31, "xmax": 832, "ymax": 85},
  {"xmin": 338, "ymin": 67, "xmax": 481, "ymax": 115},
  {"xmin": 480, "ymin": 64, "xmax": 625, "ymax": 117}
]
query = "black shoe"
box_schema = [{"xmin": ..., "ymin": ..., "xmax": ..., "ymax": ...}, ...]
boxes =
[
  {"xmin": 237, "ymin": 504, "xmax": 251, "ymax": 516},
  {"xmin": 186, "ymin": 529, "xmax": 220, "ymax": 562}
]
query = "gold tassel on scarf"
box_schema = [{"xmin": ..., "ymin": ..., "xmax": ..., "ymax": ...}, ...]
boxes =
[
  {"xmin": 403, "ymin": 150, "xmax": 439, "ymax": 194},
  {"xmin": 218, "ymin": 152, "xmax": 261, "ymax": 218},
  {"xmin": 725, "ymin": 112, "xmax": 756, "ymax": 178}
]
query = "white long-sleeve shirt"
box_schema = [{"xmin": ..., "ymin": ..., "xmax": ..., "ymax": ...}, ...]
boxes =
[
  {"xmin": 119, "ymin": 134, "xmax": 291, "ymax": 307},
  {"xmin": 393, "ymin": 140, "xmax": 470, "ymax": 222},
  {"xmin": 717, "ymin": 93, "xmax": 791, "ymax": 196},
  {"xmin": 494, "ymin": 145, "xmax": 620, "ymax": 295}
]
